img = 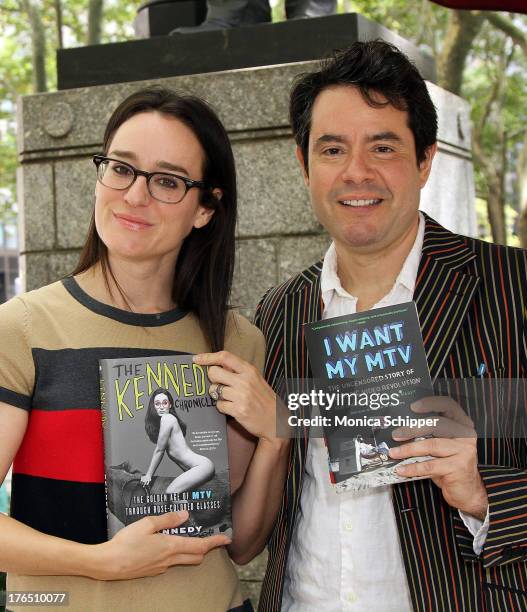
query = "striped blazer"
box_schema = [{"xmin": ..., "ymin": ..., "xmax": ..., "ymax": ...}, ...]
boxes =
[{"xmin": 254, "ymin": 215, "xmax": 527, "ymax": 612}]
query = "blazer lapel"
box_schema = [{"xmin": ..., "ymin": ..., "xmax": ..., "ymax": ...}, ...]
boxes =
[
  {"xmin": 282, "ymin": 262, "xmax": 323, "ymax": 484},
  {"xmin": 283, "ymin": 262, "xmax": 323, "ymax": 381},
  {"xmin": 414, "ymin": 215, "xmax": 480, "ymax": 380}
]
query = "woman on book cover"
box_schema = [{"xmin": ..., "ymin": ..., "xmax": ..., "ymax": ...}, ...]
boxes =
[
  {"xmin": 0, "ymin": 86, "xmax": 289, "ymax": 612},
  {"xmin": 142, "ymin": 388, "xmax": 214, "ymax": 493}
]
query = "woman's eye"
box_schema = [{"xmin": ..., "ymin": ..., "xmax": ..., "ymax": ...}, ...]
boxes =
[
  {"xmin": 155, "ymin": 175, "xmax": 180, "ymax": 189},
  {"xmin": 110, "ymin": 163, "xmax": 133, "ymax": 175}
]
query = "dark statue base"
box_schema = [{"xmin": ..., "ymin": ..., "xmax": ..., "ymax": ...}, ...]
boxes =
[{"xmin": 57, "ymin": 13, "xmax": 435, "ymax": 90}]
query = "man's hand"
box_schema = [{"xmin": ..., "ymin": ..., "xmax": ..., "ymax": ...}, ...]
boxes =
[
  {"xmin": 389, "ymin": 397, "xmax": 488, "ymax": 520},
  {"xmin": 92, "ymin": 511, "xmax": 231, "ymax": 580},
  {"xmin": 194, "ymin": 351, "xmax": 282, "ymax": 446}
]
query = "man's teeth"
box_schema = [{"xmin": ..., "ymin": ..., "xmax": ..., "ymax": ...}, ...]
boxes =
[{"xmin": 340, "ymin": 199, "xmax": 381, "ymax": 207}]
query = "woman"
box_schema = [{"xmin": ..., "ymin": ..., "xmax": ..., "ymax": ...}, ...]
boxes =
[
  {"xmin": 0, "ymin": 87, "xmax": 289, "ymax": 611},
  {"xmin": 141, "ymin": 389, "xmax": 214, "ymax": 493}
]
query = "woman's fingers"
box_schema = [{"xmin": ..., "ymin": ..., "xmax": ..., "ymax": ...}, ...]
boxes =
[
  {"xmin": 207, "ymin": 365, "xmax": 238, "ymax": 387},
  {"xmin": 194, "ymin": 351, "xmax": 278, "ymax": 441},
  {"xmin": 101, "ymin": 512, "xmax": 231, "ymax": 580},
  {"xmin": 194, "ymin": 351, "xmax": 245, "ymax": 374}
]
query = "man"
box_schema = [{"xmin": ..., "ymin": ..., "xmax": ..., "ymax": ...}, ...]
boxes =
[{"xmin": 254, "ymin": 41, "xmax": 527, "ymax": 611}]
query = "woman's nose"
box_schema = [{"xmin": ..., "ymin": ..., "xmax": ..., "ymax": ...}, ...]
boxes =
[{"xmin": 123, "ymin": 175, "xmax": 151, "ymax": 207}]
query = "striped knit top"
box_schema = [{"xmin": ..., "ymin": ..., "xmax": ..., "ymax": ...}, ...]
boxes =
[{"xmin": 0, "ymin": 276, "xmax": 265, "ymax": 612}]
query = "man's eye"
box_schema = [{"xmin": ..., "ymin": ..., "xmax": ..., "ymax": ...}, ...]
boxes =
[
  {"xmin": 374, "ymin": 146, "xmax": 394, "ymax": 153},
  {"xmin": 322, "ymin": 147, "xmax": 342, "ymax": 156}
]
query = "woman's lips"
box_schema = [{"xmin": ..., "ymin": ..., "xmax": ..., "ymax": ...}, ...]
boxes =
[{"xmin": 113, "ymin": 212, "xmax": 153, "ymax": 231}]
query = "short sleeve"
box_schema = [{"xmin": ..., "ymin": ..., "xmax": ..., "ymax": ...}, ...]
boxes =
[
  {"xmin": 0, "ymin": 296, "xmax": 34, "ymax": 410},
  {"xmin": 224, "ymin": 311, "xmax": 266, "ymax": 373}
]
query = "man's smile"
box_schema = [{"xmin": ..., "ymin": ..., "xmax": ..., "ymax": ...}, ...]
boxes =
[{"xmin": 338, "ymin": 198, "xmax": 383, "ymax": 207}]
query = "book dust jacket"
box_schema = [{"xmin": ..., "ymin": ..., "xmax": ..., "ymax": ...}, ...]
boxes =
[
  {"xmin": 304, "ymin": 301, "xmax": 434, "ymax": 492},
  {"xmin": 99, "ymin": 354, "xmax": 231, "ymax": 538}
]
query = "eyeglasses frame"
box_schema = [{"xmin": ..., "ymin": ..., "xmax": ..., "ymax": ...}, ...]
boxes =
[{"xmin": 92, "ymin": 154, "xmax": 209, "ymax": 204}]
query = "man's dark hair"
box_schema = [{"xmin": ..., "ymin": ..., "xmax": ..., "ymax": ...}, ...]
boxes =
[{"xmin": 289, "ymin": 41, "xmax": 438, "ymax": 170}]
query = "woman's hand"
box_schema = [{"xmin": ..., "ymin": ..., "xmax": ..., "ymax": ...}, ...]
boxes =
[
  {"xmin": 92, "ymin": 511, "xmax": 230, "ymax": 580},
  {"xmin": 193, "ymin": 351, "xmax": 280, "ymax": 444},
  {"xmin": 140, "ymin": 474, "xmax": 151, "ymax": 485}
]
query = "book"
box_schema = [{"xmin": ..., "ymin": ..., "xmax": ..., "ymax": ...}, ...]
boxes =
[
  {"xmin": 304, "ymin": 301, "xmax": 434, "ymax": 492},
  {"xmin": 99, "ymin": 353, "xmax": 231, "ymax": 538}
]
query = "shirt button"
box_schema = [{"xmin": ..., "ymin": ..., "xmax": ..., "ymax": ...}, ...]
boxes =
[
  {"xmin": 346, "ymin": 591, "xmax": 357, "ymax": 603},
  {"xmin": 343, "ymin": 521, "xmax": 353, "ymax": 532}
]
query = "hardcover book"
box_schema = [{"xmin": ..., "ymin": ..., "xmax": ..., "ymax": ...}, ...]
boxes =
[
  {"xmin": 304, "ymin": 301, "xmax": 434, "ymax": 492},
  {"xmin": 99, "ymin": 354, "xmax": 231, "ymax": 538}
]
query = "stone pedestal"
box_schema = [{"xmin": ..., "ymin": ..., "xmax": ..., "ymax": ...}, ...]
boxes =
[
  {"xmin": 56, "ymin": 14, "xmax": 435, "ymax": 90},
  {"xmin": 17, "ymin": 60, "xmax": 476, "ymax": 319}
]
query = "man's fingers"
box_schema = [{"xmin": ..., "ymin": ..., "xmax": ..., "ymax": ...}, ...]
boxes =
[
  {"xmin": 411, "ymin": 396, "xmax": 474, "ymax": 428},
  {"xmin": 389, "ymin": 437, "xmax": 469, "ymax": 460},
  {"xmin": 395, "ymin": 456, "xmax": 458, "ymax": 478},
  {"xmin": 193, "ymin": 351, "xmax": 244, "ymax": 373},
  {"xmin": 392, "ymin": 416, "xmax": 476, "ymax": 440}
]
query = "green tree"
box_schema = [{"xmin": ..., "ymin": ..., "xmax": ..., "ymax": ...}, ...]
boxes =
[
  {"xmin": 339, "ymin": 1, "xmax": 527, "ymax": 246},
  {"xmin": 0, "ymin": 0, "xmax": 138, "ymax": 227}
]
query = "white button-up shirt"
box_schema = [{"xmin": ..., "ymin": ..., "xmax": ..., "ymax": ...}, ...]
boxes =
[{"xmin": 282, "ymin": 214, "xmax": 488, "ymax": 611}]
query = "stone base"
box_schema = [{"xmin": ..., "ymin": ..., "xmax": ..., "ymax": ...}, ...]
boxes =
[{"xmin": 57, "ymin": 13, "xmax": 435, "ymax": 90}]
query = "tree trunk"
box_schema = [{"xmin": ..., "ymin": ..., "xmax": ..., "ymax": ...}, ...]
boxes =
[
  {"xmin": 87, "ymin": 0, "xmax": 104, "ymax": 46},
  {"xmin": 486, "ymin": 174, "xmax": 507, "ymax": 245},
  {"xmin": 55, "ymin": 0, "xmax": 63, "ymax": 49},
  {"xmin": 518, "ymin": 131, "xmax": 527, "ymax": 248},
  {"xmin": 437, "ymin": 10, "xmax": 484, "ymax": 94},
  {"xmin": 486, "ymin": 12, "xmax": 527, "ymax": 56},
  {"xmin": 21, "ymin": 0, "xmax": 47, "ymax": 93}
]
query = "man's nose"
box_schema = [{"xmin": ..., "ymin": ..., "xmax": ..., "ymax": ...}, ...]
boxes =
[{"xmin": 341, "ymin": 152, "xmax": 375, "ymax": 183}]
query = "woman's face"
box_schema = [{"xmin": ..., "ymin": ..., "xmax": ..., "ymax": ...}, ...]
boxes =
[
  {"xmin": 153, "ymin": 392, "xmax": 170, "ymax": 416},
  {"xmin": 94, "ymin": 111, "xmax": 215, "ymax": 267}
]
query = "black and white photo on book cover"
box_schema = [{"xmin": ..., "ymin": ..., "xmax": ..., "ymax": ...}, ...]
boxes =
[
  {"xmin": 99, "ymin": 353, "xmax": 231, "ymax": 538},
  {"xmin": 304, "ymin": 301, "xmax": 435, "ymax": 492}
]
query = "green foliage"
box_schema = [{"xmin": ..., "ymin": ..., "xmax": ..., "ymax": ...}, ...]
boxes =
[
  {"xmin": 1, "ymin": 0, "xmax": 526, "ymax": 240},
  {"xmin": 0, "ymin": 0, "xmax": 138, "ymax": 225},
  {"xmin": 332, "ymin": 2, "xmax": 527, "ymax": 241}
]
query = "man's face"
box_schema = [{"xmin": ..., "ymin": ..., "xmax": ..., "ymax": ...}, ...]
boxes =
[{"xmin": 298, "ymin": 85, "xmax": 436, "ymax": 256}]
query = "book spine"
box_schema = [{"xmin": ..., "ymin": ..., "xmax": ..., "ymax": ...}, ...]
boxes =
[{"xmin": 99, "ymin": 360, "xmax": 113, "ymax": 540}]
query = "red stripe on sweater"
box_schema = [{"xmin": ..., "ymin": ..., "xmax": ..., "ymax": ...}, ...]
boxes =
[{"xmin": 13, "ymin": 408, "xmax": 104, "ymax": 483}]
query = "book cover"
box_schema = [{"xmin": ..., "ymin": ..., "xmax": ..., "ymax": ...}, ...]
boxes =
[
  {"xmin": 99, "ymin": 353, "xmax": 231, "ymax": 538},
  {"xmin": 304, "ymin": 301, "xmax": 434, "ymax": 492}
]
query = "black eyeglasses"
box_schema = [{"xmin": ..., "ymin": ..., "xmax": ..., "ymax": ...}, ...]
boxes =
[{"xmin": 93, "ymin": 155, "xmax": 209, "ymax": 204}]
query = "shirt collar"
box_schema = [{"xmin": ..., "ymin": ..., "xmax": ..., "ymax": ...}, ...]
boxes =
[{"xmin": 320, "ymin": 211, "xmax": 425, "ymax": 308}]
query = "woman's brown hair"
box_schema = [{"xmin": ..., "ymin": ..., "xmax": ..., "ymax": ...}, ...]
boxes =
[{"xmin": 73, "ymin": 86, "xmax": 237, "ymax": 351}]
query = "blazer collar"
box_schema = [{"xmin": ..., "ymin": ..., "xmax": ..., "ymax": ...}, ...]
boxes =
[
  {"xmin": 414, "ymin": 214, "xmax": 480, "ymax": 379},
  {"xmin": 283, "ymin": 214, "xmax": 480, "ymax": 381}
]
